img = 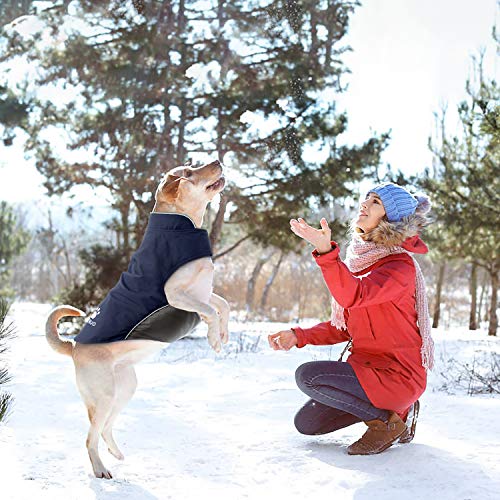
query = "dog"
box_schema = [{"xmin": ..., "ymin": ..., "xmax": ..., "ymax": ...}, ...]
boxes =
[{"xmin": 45, "ymin": 160, "xmax": 230, "ymax": 479}]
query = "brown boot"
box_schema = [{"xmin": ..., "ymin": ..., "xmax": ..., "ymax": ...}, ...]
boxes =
[
  {"xmin": 399, "ymin": 400, "xmax": 420, "ymax": 444},
  {"xmin": 347, "ymin": 412, "xmax": 407, "ymax": 455}
]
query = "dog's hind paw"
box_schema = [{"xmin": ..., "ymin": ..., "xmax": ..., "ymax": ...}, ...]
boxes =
[
  {"xmin": 94, "ymin": 467, "xmax": 113, "ymax": 480},
  {"xmin": 108, "ymin": 447, "xmax": 124, "ymax": 461},
  {"xmin": 208, "ymin": 337, "xmax": 221, "ymax": 353},
  {"xmin": 219, "ymin": 321, "xmax": 230, "ymax": 344}
]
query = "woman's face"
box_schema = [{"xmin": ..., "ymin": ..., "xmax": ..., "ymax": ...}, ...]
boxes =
[{"xmin": 356, "ymin": 193, "xmax": 386, "ymax": 232}]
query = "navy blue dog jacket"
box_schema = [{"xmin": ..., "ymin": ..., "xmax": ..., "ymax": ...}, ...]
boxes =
[{"xmin": 74, "ymin": 213, "xmax": 212, "ymax": 344}]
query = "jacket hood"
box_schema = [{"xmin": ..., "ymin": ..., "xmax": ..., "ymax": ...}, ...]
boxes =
[
  {"xmin": 401, "ymin": 234, "xmax": 428, "ymax": 254},
  {"xmin": 357, "ymin": 212, "xmax": 430, "ymax": 253}
]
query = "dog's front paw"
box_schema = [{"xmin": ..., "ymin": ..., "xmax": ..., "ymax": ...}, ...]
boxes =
[
  {"xmin": 108, "ymin": 446, "xmax": 124, "ymax": 461},
  {"xmin": 208, "ymin": 334, "xmax": 222, "ymax": 353}
]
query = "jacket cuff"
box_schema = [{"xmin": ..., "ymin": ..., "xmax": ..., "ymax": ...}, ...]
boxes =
[
  {"xmin": 291, "ymin": 327, "xmax": 307, "ymax": 348},
  {"xmin": 312, "ymin": 241, "xmax": 340, "ymax": 260}
]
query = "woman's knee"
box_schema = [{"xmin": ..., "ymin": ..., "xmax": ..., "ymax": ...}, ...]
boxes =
[
  {"xmin": 295, "ymin": 361, "xmax": 317, "ymax": 391},
  {"xmin": 293, "ymin": 407, "xmax": 317, "ymax": 435}
]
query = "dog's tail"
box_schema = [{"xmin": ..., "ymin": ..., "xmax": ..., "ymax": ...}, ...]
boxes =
[{"xmin": 45, "ymin": 305, "xmax": 85, "ymax": 356}]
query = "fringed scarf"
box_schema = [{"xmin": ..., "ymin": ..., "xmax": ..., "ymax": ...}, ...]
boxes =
[{"xmin": 330, "ymin": 235, "xmax": 434, "ymax": 370}]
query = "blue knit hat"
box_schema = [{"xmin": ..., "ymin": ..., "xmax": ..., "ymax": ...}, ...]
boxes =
[{"xmin": 367, "ymin": 183, "xmax": 418, "ymax": 222}]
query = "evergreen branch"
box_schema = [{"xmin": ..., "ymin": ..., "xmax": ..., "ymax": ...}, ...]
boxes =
[
  {"xmin": 82, "ymin": 28, "xmax": 130, "ymax": 41},
  {"xmin": 0, "ymin": 300, "xmax": 14, "ymax": 357},
  {"xmin": 0, "ymin": 367, "xmax": 11, "ymax": 386},
  {"xmin": 0, "ymin": 298, "xmax": 14, "ymax": 424},
  {"xmin": 426, "ymin": 181, "xmax": 500, "ymax": 217},
  {"xmin": 213, "ymin": 234, "xmax": 254, "ymax": 260},
  {"xmin": 472, "ymin": 260, "xmax": 497, "ymax": 272},
  {"xmin": 0, "ymin": 393, "xmax": 13, "ymax": 423},
  {"xmin": 246, "ymin": 53, "xmax": 291, "ymax": 67}
]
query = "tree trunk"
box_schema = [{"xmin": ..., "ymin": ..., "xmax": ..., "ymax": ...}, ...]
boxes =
[
  {"xmin": 297, "ymin": 280, "xmax": 305, "ymax": 323},
  {"xmin": 478, "ymin": 268, "xmax": 487, "ymax": 326},
  {"xmin": 119, "ymin": 202, "xmax": 131, "ymax": 257},
  {"xmin": 246, "ymin": 253, "xmax": 272, "ymax": 314},
  {"xmin": 209, "ymin": 195, "xmax": 227, "ymax": 253},
  {"xmin": 488, "ymin": 267, "xmax": 498, "ymax": 336},
  {"xmin": 469, "ymin": 262, "xmax": 478, "ymax": 330},
  {"xmin": 62, "ymin": 241, "xmax": 72, "ymax": 287},
  {"xmin": 208, "ymin": 2, "xmax": 229, "ymax": 254},
  {"xmin": 432, "ymin": 261, "xmax": 446, "ymax": 329},
  {"xmin": 157, "ymin": 1, "xmax": 175, "ymax": 172},
  {"xmin": 176, "ymin": 0, "xmax": 187, "ymax": 164},
  {"xmin": 259, "ymin": 251, "xmax": 284, "ymax": 313}
]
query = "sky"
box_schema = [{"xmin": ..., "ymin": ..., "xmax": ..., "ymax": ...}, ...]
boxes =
[
  {"xmin": 0, "ymin": 0, "xmax": 497, "ymax": 207},
  {"xmin": 336, "ymin": 0, "xmax": 498, "ymax": 175}
]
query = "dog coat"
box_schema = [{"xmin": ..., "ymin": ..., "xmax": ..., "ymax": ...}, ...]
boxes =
[{"xmin": 74, "ymin": 213, "xmax": 212, "ymax": 344}]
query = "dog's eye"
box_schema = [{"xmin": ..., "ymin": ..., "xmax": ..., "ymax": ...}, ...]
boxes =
[{"xmin": 184, "ymin": 170, "xmax": 192, "ymax": 177}]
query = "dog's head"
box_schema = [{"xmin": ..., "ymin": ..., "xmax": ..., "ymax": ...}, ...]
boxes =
[{"xmin": 155, "ymin": 160, "xmax": 225, "ymax": 206}]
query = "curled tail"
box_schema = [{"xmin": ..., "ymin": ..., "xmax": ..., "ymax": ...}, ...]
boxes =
[{"xmin": 45, "ymin": 305, "xmax": 85, "ymax": 356}]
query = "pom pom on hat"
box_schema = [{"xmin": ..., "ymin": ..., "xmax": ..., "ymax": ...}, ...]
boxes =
[{"xmin": 414, "ymin": 194, "xmax": 431, "ymax": 215}]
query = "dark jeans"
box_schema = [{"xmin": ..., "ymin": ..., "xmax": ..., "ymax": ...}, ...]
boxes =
[{"xmin": 294, "ymin": 361, "xmax": 390, "ymax": 435}]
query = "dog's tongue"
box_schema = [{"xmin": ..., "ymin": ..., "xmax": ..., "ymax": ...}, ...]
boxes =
[{"xmin": 209, "ymin": 177, "xmax": 224, "ymax": 189}]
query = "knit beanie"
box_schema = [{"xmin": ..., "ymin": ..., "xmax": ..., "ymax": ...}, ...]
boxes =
[{"xmin": 368, "ymin": 183, "xmax": 418, "ymax": 222}]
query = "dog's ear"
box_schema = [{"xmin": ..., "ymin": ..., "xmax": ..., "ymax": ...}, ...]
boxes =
[{"xmin": 161, "ymin": 176, "xmax": 183, "ymax": 203}]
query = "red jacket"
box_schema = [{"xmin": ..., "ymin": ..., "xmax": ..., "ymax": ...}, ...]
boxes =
[{"xmin": 293, "ymin": 237, "xmax": 427, "ymax": 416}]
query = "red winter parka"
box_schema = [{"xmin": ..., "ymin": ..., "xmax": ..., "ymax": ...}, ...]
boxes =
[{"xmin": 293, "ymin": 235, "xmax": 428, "ymax": 416}]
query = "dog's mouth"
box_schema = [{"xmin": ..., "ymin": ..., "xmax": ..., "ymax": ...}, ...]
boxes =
[{"xmin": 206, "ymin": 176, "xmax": 225, "ymax": 191}]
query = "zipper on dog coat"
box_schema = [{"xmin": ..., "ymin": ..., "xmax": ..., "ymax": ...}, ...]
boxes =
[{"xmin": 74, "ymin": 213, "xmax": 212, "ymax": 344}]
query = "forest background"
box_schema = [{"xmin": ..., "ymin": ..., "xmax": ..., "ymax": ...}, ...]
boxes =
[{"xmin": 0, "ymin": 0, "xmax": 498, "ymax": 340}]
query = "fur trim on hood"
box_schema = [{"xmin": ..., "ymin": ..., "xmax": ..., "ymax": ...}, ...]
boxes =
[{"xmin": 356, "ymin": 194, "xmax": 432, "ymax": 247}]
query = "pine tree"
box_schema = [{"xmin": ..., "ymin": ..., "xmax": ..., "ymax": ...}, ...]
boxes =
[
  {"xmin": 0, "ymin": 1, "xmax": 37, "ymax": 143},
  {"xmin": 0, "ymin": 299, "xmax": 14, "ymax": 423},
  {"xmin": 1, "ymin": 1, "xmax": 387, "ymax": 307},
  {"xmin": 199, "ymin": 0, "xmax": 388, "ymax": 252},
  {"xmin": 419, "ymin": 52, "xmax": 499, "ymax": 335},
  {"xmin": 0, "ymin": 202, "xmax": 30, "ymax": 295}
]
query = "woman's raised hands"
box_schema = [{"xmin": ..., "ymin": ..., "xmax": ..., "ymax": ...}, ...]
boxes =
[{"xmin": 289, "ymin": 217, "xmax": 332, "ymax": 254}]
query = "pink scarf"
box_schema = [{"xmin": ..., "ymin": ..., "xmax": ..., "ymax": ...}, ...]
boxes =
[{"xmin": 330, "ymin": 235, "xmax": 434, "ymax": 370}]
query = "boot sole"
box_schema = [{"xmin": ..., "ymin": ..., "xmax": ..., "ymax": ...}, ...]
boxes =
[
  {"xmin": 347, "ymin": 428, "xmax": 407, "ymax": 455},
  {"xmin": 399, "ymin": 400, "xmax": 420, "ymax": 444}
]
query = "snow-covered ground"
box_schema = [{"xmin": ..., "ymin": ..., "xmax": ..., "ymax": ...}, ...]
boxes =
[{"xmin": 1, "ymin": 302, "xmax": 499, "ymax": 500}]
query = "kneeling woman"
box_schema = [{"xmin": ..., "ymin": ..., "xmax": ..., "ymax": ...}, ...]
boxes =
[{"xmin": 269, "ymin": 183, "xmax": 434, "ymax": 455}]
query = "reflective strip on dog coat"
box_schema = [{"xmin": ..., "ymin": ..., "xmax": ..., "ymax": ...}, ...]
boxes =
[{"xmin": 74, "ymin": 213, "xmax": 213, "ymax": 344}]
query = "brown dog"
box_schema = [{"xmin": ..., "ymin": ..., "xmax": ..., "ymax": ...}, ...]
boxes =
[{"xmin": 45, "ymin": 160, "xmax": 230, "ymax": 479}]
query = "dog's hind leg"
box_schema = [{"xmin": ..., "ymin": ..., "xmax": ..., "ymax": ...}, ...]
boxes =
[
  {"xmin": 101, "ymin": 364, "xmax": 137, "ymax": 461},
  {"xmin": 76, "ymin": 364, "xmax": 116, "ymax": 479}
]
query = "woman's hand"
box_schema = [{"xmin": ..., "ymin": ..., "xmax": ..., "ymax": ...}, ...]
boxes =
[
  {"xmin": 290, "ymin": 217, "xmax": 332, "ymax": 254},
  {"xmin": 268, "ymin": 330, "xmax": 298, "ymax": 351}
]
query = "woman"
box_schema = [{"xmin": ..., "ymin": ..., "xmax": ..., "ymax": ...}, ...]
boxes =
[{"xmin": 268, "ymin": 182, "xmax": 433, "ymax": 455}]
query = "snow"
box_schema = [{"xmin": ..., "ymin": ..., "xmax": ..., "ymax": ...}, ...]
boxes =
[{"xmin": 1, "ymin": 302, "xmax": 499, "ymax": 499}]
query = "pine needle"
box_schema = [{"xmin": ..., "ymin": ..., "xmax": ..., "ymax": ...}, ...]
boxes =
[{"xmin": 0, "ymin": 298, "xmax": 14, "ymax": 423}]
